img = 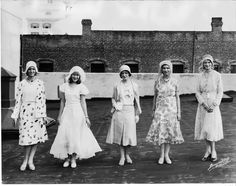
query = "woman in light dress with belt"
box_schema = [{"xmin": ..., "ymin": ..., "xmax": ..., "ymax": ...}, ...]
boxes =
[
  {"xmin": 11, "ymin": 61, "xmax": 48, "ymax": 171},
  {"xmin": 194, "ymin": 54, "xmax": 224, "ymax": 162},
  {"xmin": 146, "ymin": 60, "xmax": 184, "ymax": 165},
  {"xmin": 106, "ymin": 65, "xmax": 142, "ymax": 166}
]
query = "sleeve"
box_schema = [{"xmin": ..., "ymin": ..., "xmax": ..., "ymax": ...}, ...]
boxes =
[
  {"xmin": 11, "ymin": 81, "xmax": 23, "ymax": 119},
  {"xmin": 80, "ymin": 84, "xmax": 89, "ymax": 95},
  {"xmin": 59, "ymin": 83, "xmax": 66, "ymax": 93},
  {"xmin": 35, "ymin": 80, "xmax": 47, "ymax": 118},
  {"xmin": 213, "ymin": 73, "xmax": 223, "ymax": 106},
  {"xmin": 195, "ymin": 74, "xmax": 205, "ymax": 105}
]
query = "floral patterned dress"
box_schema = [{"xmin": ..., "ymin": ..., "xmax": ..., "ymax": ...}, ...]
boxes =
[
  {"xmin": 146, "ymin": 76, "xmax": 184, "ymax": 146},
  {"xmin": 11, "ymin": 79, "xmax": 48, "ymax": 146}
]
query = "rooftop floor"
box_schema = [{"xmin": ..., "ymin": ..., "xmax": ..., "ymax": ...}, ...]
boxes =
[{"xmin": 2, "ymin": 93, "xmax": 236, "ymax": 183}]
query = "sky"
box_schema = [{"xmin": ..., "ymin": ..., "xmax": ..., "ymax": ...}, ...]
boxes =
[{"xmin": 1, "ymin": 0, "xmax": 236, "ymax": 34}]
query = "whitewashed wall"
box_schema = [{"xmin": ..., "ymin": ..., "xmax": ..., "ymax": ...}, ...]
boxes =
[
  {"xmin": 36, "ymin": 73, "xmax": 236, "ymax": 100},
  {"xmin": 1, "ymin": 9, "xmax": 22, "ymax": 82}
]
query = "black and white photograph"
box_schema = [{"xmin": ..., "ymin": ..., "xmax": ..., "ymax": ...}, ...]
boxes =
[{"xmin": 1, "ymin": 0, "xmax": 236, "ymax": 184}]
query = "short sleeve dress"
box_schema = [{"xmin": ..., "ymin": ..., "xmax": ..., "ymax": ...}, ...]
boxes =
[
  {"xmin": 11, "ymin": 79, "xmax": 48, "ymax": 146},
  {"xmin": 50, "ymin": 83, "xmax": 102, "ymax": 160},
  {"xmin": 146, "ymin": 76, "xmax": 184, "ymax": 145}
]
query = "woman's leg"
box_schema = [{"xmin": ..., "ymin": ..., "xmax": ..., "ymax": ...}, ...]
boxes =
[
  {"xmin": 28, "ymin": 144, "xmax": 37, "ymax": 170},
  {"xmin": 20, "ymin": 146, "xmax": 31, "ymax": 171},
  {"xmin": 202, "ymin": 139, "xmax": 211, "ymax": 161},
  {"xmin": 158, "ymin": 144, "xmax": 165, "ymax": 164},
  {"xmin": 124, "ymin": 146, "xmax": 132, "ymax": 164},
  {"xmin": 210, "ymin": 141, "xmax": 217, "ymax": 161},
  {"xmin": 119, "ymin": 145, "xmax": 125, "ymax": 166},
  {"xmin": 164, "ymin": 143, "xmax": 172, "ymax": 164}
]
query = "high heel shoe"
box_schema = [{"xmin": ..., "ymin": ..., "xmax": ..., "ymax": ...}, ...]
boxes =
[
  {"xmin": 202, "ymin": 152, "xmax": 211, "ymax": 161},
  {"xmin": 63, "ymin": 159, "xmax": 70, "ymax": 168},
  {"xmin": 71, "ymin": 159, "xmax": 77, "ymax": 168},
  {"xmin": 165, "ymin": 156, "xmax": 172, "ymax": 165},
  {"xmin": 126, "ymin": 155, "xmax": 133, "ymax": 164},
  {"xmin": 158, "ymin": 157, "xmax": 164, "ymax": 165},
  {"xmin": 20, "ymin": 162, "xmax": 27, "ymax": 171},
  {"xmin": 28, "ymin": 163, "xmax": 35, "ymax": 171},
  {"xmin": 211, "ymin": 151, "xmax": 217, "ymax": 162},
  {"xmin": 118, "ymin": 158, "xmax": 125, "ymax": 166}
]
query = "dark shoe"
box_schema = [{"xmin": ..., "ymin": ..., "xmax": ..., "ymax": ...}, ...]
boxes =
[{"xmin": 202, "ymin": 153, "xmax": 211, "ymax": 161}]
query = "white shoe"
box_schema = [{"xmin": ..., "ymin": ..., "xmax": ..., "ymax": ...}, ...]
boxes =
[
  {"xmin": 28, "ymin": 163, "xmax": 35, "ymax": 171},
  {"xmin": 71, "ymin": 159, "xmax": 77, "ymax": 168},
  {"xmin": 158, "ymin": 157, "xmax": 164, "ymax": 165},
  {"xmin": 63, "ymin": 160, "xmax": 70, "ymax": 168},
  {"xmin": 165, "ymin": 156, "xmax": 172, "ymax": 164}
]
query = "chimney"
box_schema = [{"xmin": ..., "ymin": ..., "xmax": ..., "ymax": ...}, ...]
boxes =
[
  {"xmin": 82, "ymin": 19, "xmax": 92, "ymax": 36},
  {"xmin": 211, "ymin": 17, "xmax": 223, "ymax": 33}
]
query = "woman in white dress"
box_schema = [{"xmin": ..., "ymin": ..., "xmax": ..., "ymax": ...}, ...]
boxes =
[
  {"xmin": 195, "ymin": 54, "xmax": 223, "ymax": 162},
  {"xmin": 50, "ymin": 66, "xmax": 102, "ymax": 168},
  {"xmin": 11, "ymin": 61, "xmax": 48, "ymax": 171},
  {"xmin": 106, "ymin": 65, "xmax": 142, "ymax": 166}
]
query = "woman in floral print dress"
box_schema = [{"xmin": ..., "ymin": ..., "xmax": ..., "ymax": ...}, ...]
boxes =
[
  {"xmin": 11, "ymin": 61, "xmax": 48, "ymax": 171},
  {"xmin": 146, "ymin": 60, "xmax": 184, "ymax": 165}
]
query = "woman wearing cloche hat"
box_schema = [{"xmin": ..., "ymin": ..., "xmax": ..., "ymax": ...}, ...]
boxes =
[
  {"xmin": 50, "ymin": 66, "xmax": 102, "ymax": 168},
  {"xmin": 194, "ymin": 54, "xmax": 224, "ymax": 162},
  {"xmin": 106, "ymin": 65, "xmax": 142, "ymax": 166},
  {"xmin": 11, "ymin": 61, "xmax": 48, "ymax": 171}
]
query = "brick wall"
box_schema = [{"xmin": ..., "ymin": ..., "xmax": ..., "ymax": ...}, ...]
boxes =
[{"xmin": 21, "ymin": 19, "xmax": 236, "ymax": 73}]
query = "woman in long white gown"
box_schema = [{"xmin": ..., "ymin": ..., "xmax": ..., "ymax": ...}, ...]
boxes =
[
  {"xmin": 50, "ymin": 66, "xmax": 102, "ymax": 168},
  {"xmin": 194, "ymin": 54, "xmax": 223, "ymax": 162}
]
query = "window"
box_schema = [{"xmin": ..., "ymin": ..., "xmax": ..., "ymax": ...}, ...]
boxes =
[
  {"xmin": 231, "ymin": 64, "xmax": 236, "ymax": 73},
  {"xmin": 43, "ymin": 23, "xmax": 51, "ymax": 29},
  {"xmin": 214, "ymin": 62, "xmax": 220, "ymax": 72},
  {"xmin": 38, "ymin": 60, "xmax": 54, "ymax": 72},
  {"xmin": 124, "ymin": 63, "xmax": 139, "ymax": 73},
  {"xmin": 172, "ymin": 64, "xmax": 184, "ymax": 73},
  {"xmin": 91, "ymin": 62, "xmax": 105, "ymax": 72},
  {"xmin": 171, "ymin": 60, "xmax": 185, "ymax": 73},
  {"xmin": 31, "ymin": 23, "xmax": 39, "ymax": 29}
]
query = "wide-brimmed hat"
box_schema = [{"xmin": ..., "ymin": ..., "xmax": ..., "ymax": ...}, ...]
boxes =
[
  {"xmin": 159, "ymin": 60, "xmax": 172, "ymax": 74},
  {"xmin": 119, "ymin": 65, "xmax": 131, "ymax": 76},
  {"xmin": 24, "ymin": 61, "xmax": 38, "ymax": 73},
  {"xmin": 66, "ymin": 66, "xmax": 86, "ymax": 83}
]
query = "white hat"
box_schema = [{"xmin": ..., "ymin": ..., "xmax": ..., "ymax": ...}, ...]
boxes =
[
  {"xmin": 66, "ymin": 66, "xmax": 86, "ymax": 83},
  {"xmin": 24, "ymin": 61, "xmax": 38, "ymax": 73},
  {"xmin": 159, "ymin": 60, "xmax": 172, "ymax": 74},
  {"xmin": 119, "ymin": 65, "xmax": 131, "ymax": 76},
  {"xmin": 200, "ymin": 54, "xmax": 214, "ymax": 66}
]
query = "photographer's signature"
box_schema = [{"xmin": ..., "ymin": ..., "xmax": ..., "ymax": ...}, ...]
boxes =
[{"xmin": 208, "ymin": 157, "xmax": 231, "ymax": 172}]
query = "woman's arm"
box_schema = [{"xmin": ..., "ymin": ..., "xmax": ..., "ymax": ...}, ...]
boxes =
[
  {"xmin": 152, "ymin": 81, "xmax": 158, "ymax": 112},
  {"xmin": 80, "ymin": 95, "xmax": 91, "ymax": 127},
  {"xmin": 175, "ymin": 83, "xmax": 181, "ymax": 121},
  {"xmin": 11, "ymin": 82, "xmax": 23, "ymax": 126},
  {"xmin": 57, "ymin": 91, "xmax": 65, "ymax": 124}
]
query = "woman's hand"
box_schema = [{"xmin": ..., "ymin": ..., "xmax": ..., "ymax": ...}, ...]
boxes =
[
  {"xmin": 177, "ymin": 112, "xmax": 181, "ymax": 121},
  {"xmin": 86, "ymin": 117, "xmax": 91, "ymax": 127},
  {"xmin": 57, "ymin": 116, "xmax": 61, "ymax": 125},
  {"xmin": 12, "ymin": 118, "xmax": 18, "ymax": 127},
  {"xmin": 135, "ymin": 115, "xmax": 139, "ymax": 123}
]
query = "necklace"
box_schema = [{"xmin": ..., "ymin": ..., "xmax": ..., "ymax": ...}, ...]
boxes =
[{"xmin": 162, "ymin": 75, "xmax": 170, "ymax": 83}]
